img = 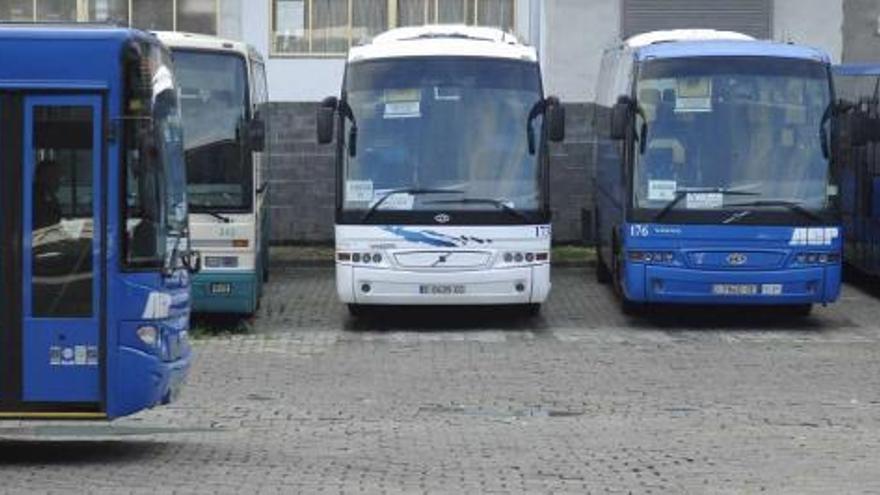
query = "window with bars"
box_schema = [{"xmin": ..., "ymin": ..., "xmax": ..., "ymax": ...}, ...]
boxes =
[
  {"xmin": 271, "ymin": 0, "xmax": 515, "ymax": 56},
  {"xmin": 0, "ymin": 0, "xmax": 219, "ymax": 34}
]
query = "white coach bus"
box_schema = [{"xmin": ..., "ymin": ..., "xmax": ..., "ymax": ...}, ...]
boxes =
[
  {"xmin": 317, "ymin": 25, "xmax": 565, "ymax": 316},
  {"xmin": 156, "ymin": 32, "xmax": 270, "ymax": 315}
]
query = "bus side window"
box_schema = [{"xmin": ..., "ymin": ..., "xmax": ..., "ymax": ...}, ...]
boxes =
[
  {"xmin": 252, "ymin": 60, "xmax": 269, "ymax": 187},
  {"xmin": 125, "ymin": 119, "xmax": 165, "ymax": 267},
  {"xmin": 123, "ymin": 43, "xmax": 176, "ymax": 269}
]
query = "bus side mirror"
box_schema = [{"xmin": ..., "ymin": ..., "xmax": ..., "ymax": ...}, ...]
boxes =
[
  {"xmin": 610, "ymin": 96, "xmax": 632, "ymax": 141},
  {"xmin": 184, "ymin": 250, "xmax": 202, "ymax": 274},
  {"xmin": 546, "ymin": 96, "xmax": 565, "ymax": 142},
  {"xmin": 317, "ymin": 96, "xmax": 338, "ymax": 145},
  {"xmin": 248, "ymin": 118, "xmax": 266, "ymax": 152}
]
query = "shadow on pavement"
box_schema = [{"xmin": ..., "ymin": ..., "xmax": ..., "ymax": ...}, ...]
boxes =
[
  {"xmin": 0, "ymin": 439, "xmax": 168, "ymax": 465},
  {"xmin": 623, "ymin": 303, "xmax": 849, "ymax": 331},
  {"xmin": 344, "ymin": 305, "xmax": 549, "ymax": 332},
  {"xmin": 191, "ymin": 313, "xmax": 254, "ymax": 336}
]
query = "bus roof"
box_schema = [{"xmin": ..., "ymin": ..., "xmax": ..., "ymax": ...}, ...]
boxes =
[
  {"xmin": 625, "ymin": 29, "xmax": 755, "ymax": 48},
  {"xmin": 0, "ymin": 23, "xmax": 148, "ymax": 42},
  {"xmin": 154, "ymin": 31, "xmax": 263, "ymax": 64},
  {"xmin": 635, "ymin": 38, "xmax": 830, "ymax": 64},
  {"xmin": 348, "ymin": 25, "xmax": 537, "ymax": 63},
  {"xmin": 834, "ymin": 63, "xmax": 880, "ymax": 76},
  {"xmin": 0, "ymin": 24, "xmax": 156, "ymax": 91}
]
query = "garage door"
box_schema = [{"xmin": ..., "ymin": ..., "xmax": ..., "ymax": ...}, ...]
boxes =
[{"xmin": 622, "ymin": 0, "xmax": 772, "ymax": 39}]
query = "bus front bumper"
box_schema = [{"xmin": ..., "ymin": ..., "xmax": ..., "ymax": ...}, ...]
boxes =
[
  {"xmin": 338, "ymin": 264, "xmax": 551, "ymax": 305},
  {"xmin": 625, "ymin": 264, "xmax": 841, "ymax": 305},
  {"xmin": 191, "ymin": 271, "xmax": 258, "ymax": 314},
  {"xmin": 111, "ymin": 347, "xmax": 191, "ymax": 419}
]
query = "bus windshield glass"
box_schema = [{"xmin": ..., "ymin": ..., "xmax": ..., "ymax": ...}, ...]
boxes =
[
  {"xmin": 633, "ymin": 57, "xmax": 831, "ymax": 215},
  {"xmin": 173, "ymin": 50, "xmax": 251, "ymax": 212},
  {"xmin": 342, "ymin": 57, "xmax": 544, "ymax": 214}
]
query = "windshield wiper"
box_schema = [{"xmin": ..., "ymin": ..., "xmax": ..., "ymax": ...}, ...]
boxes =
[
  {"xmin": 723, "ymin": 199, "xmax": 823, "ymax": 222},
  {"xmin": 361, "ymin": 188, "xmax": 464, "ymax": 222},
  {"xmin": 424, "ymin": 197, "xmax": 531, "ymax": 222},
  {"xmin": 199, "ymin": 210, "xmax": 232, "ymax": 223},
  {"xmin": 653, "ymin": 187, "xmax": 761, "ymax": 222}
]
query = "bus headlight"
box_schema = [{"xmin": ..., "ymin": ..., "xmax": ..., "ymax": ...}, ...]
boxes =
[
  {"xmin": 795, "ymin": 252, "xmax": 840, "ymax": 266},
  {"xmin": 337, "ymin": 251, "xmax": 385, "ymax": 265},
  {"xmin": 136, "ymin": 325, "xmax": 160, "ymax": 348},
  {"xmin": 205, "ymin": 256, "xmax": 239, "ymax": 268},
  {"xmin": 501, "ymin": 251, "xmax": 549, "ymax": 266},
  {"xmin": 628, "ymin": 251, "xmax": 676, "ymax": 264}
]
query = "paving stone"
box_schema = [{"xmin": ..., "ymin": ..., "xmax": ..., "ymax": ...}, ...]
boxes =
[{"xmin": 2, "ymin": 268, "xmax": 880, "ymax": 493}]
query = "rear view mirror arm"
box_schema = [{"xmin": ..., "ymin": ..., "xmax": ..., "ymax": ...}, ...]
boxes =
[{"xmin": 526, "ymin": 99, "xmax": 548, "ymax": 155}]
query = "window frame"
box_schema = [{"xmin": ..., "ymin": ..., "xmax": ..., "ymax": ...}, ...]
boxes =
[
  {"xmin": 268, "ymin": 0, "xmax": 517, "ymax": 58},
  {"xmin": 6, "ymin": 0, "xmax": 220, "ymax": 35}
]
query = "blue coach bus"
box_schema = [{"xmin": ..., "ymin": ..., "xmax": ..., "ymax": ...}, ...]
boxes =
[
  {"xmin": 0, "ymin": 25, "xmax": 197, "ymax": 419},
  {"xmin": 832, "ymin": 64, "xmax": 880, "ymax": 277},
  {"xmin": 593, "ymin": 30, "xmax": 854, "ymax": 315}
]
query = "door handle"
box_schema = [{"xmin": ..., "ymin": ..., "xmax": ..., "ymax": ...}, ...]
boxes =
[{"xmin": 35, "ymin": 251, "xmax": 63, "ymax": 260}]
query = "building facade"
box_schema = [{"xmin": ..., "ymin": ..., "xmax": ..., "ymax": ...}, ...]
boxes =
[{"xmin": 10, "ymin": 0, "xmax": 878, "ymax": 242}]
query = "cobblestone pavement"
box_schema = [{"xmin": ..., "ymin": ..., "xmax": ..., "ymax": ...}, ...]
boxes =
[{"xmin": 3, "ymin": 267, "xmax": 880, "ymax": 494}]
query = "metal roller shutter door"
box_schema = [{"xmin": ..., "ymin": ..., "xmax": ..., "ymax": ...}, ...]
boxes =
[{"xmin": 622, "ymin": 0, "xmax": 772, "ymax": 39}]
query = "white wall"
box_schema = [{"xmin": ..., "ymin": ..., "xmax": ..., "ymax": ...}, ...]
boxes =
[
  {"xmin": 218, "ymin": 0, "xmax": 242, "ymax": 40},
  {"xmin": 773, "ymin": 0, "xmax": 843, "ymax": 62},
  {"xmin": 540, "ymin": 0, "xmax": 620, "ymax": 103},
  {"xmin": 223, "ymin": 0, "xmax": 847, "ymax": 103},
  {"xmin": 227, "ymin": 0, "xmax": 539, "ymax": 102}
]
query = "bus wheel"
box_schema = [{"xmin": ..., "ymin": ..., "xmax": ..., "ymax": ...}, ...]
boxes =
[
  {"xmin": 595, "ymin": 249, "xmax": 612, "ymax": 284},
  {"xmin": 262, "ymin": 263, "xmax": 270, "ymax": 282},
  {"xmin": 522, "ymin": 303, "xmax": 541, "ymax": 317},
  {"xmin": 787, "ymin": 304, "xmax": 813, "ymax": 317},
  {"xmin": 347, "ymin": 304, "xmax": 366, "ymax": 317}
]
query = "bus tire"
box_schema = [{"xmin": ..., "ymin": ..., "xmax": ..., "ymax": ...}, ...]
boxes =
[
  {"xmin": 595, "ymin": 252, "xmax": 612, "ymax": 284},
  {"xmin": 594, "ymin": 209, "xmax": 612, "ymax": 284},
  {"xmin": 522, "ymin": 303, "xmax": 541, "ymax": 317},
  {"xmin": 787, "ymin": 304, "xmax": 813, "ymax": 317},
  {"xmin": 347, "ymin": 304, "xmax": 366, "ymax": 317}
]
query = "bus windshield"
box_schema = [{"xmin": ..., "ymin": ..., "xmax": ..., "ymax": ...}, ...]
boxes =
[
  {"xmin": 342, "ymin": 57, "xmax": 544, "ymax": 215},
  {"xmin": 633, "ymin": 57, "xmax": 832, "ymax": 215},
  {"xmin": 173, "ymin": 49, "xmax": 251, "ymax": 212}
]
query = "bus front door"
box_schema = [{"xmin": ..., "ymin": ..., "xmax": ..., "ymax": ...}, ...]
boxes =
[{"xmin": 0, "ymin": 94, "xmax": 104, "ymax": 416}]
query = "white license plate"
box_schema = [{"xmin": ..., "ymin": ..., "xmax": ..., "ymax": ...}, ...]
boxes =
[
  {"xmin": 210, "ymin": 283, "xmax": 232, "ymax": 295},
  {"xmin": 712, "ymin": 284, "xmax": 758, "ymax": 296},
  {"xmin": 419, "ymin": 284, "xmax": 466, "ymax": 295},
  {"xmin": 761, "ymin": 284, "xmax": 783, "ymax": 296}
]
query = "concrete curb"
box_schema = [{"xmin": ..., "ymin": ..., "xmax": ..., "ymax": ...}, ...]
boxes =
[{"xmin": 268, "ymin": 259, "xmax": 596, "ymax": 269}]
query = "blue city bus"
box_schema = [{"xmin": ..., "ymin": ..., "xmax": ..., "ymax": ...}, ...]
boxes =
[
  {"xmin": 593, "ymin": 30, "xmax": 853, "ymax": 314},
  {"xmin": 0, "ymin": 25, "xmax": 197, "ymax": 419},
  {"xmin": 832, "ymin": 64, "xmax": 880, "ymax": 277}
]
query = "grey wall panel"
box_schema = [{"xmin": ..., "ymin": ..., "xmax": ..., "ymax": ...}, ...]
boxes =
[
  {"xmin": 267, "ymin": 102, "xmax": 593, "ymax": 244},
  {"xmin": 622, "ymin": 0, "xmax": 772, "ymax": 39}
]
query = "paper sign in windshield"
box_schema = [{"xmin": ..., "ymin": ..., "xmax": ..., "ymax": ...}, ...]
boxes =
[
  {"xmin": 384, "ymin": 101, "xmax": 420, "ymax": 119},
  {"xmin": 686, "ymin": 192, "xmax": 723, "ymax": 209},
  {"xmin": 648, "ymin": 180, "xmax": 677, "ymax": 201},
  {"xmin": 346, "ymin": 180, "xmax": 374, "ymax": 202},
  {"xmin": 373, "ymin": 191, "xmax": 414, "ymax": 210},
  {"xmin": 676, "ymin": 77, "xmax": 712, "ymax": 113},
  {"xmin": 384, "ymin": 88, "xmax": 421, "ymax": 119}
]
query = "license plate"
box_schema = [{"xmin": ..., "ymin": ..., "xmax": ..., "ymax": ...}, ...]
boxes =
[
  {"xmin": 210, "ymin": 283, "xmax": 232, "ymax": 295},
  {"xmin": 419, "ymin": 284, "xmax": 466, "ymax": 295},
  {"xmin": 712, "ymin": 284, "xmax": 758, "ymax": 296},
  {"xmin": 761, "ymin": 284, "xmax": 783, "ymax": 296}
]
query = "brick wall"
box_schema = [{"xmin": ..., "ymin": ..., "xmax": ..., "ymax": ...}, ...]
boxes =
[{"xmin": 266, "ymin": 102, "xmax": 594, "ymax": 244}]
